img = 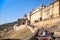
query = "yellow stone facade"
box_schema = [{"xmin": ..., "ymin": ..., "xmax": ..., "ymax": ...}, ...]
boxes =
[{"xmin": 26, "ymin": 0, "xmax": 60, "ymax": 24}]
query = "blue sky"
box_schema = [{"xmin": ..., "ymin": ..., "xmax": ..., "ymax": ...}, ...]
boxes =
[{"xmin": 0, "ymin": 0, "xmax": 54, "ymax": 25}]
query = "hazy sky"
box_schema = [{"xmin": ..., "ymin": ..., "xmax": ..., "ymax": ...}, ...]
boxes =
[{"xmin": 0, "ymin": 0, "xmax": 54, "ymax": 25}]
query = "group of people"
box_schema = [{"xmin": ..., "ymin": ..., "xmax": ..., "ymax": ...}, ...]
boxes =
[
  {"xmin": 37, "ymin": 27, "xmax": 54, "ymax": 37},
  {"xmin": 30, "ymin": 27, "xmax": 55, "ymax": 40}
]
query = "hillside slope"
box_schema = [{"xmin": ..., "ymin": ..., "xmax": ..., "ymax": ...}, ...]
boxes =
[
  {"xmin": 33, "ymin": 17, "xmax": 60, "ymax": 28},
  {"xmin": 4, "ymin": 27, "xmax": 32, "ymax": 39}
]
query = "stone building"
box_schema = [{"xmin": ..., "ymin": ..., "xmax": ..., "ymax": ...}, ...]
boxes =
[
  {"xmin": 17, "ymin": 14, "xmax": 28, "ymax": 26},
  {"xmin": 26, "ymin": 0, "xmax": 60, "ymax": 24}
]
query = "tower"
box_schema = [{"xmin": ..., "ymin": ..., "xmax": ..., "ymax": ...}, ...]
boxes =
[{"xmin": 40, "ymin": 4, "xmax": 45, "ymax": 21}]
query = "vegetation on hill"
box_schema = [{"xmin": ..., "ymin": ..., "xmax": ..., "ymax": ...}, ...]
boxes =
[{"xmin": 0, "ymin": 21, "xmax": 17, "ymax": 31}]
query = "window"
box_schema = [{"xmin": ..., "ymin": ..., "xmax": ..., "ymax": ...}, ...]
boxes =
[{"xmin": 35, "ymin": 20, "xmax": 38, "ymax": 23}]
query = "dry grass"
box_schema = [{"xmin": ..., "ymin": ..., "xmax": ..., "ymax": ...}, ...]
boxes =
[{"xmin": 4, "ymin": 27, "xmax": 32, "ymax": 39}]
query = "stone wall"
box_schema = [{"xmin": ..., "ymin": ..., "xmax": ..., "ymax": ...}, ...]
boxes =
[
  {"xmin": 27, "ymin": 0, "xmax": 60, "ymax": 24},
  {"xmin": 31, "ymin": 10, "xmax": 41, "ymax": 24},
  {"xmin": 17, "ymin": 19, "xmax": 26, "ymax": 26}
]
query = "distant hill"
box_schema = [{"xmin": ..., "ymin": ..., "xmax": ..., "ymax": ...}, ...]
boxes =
[{"xmin": 0, "ymin": 21, "xmax": 17, "ymax": 31}]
